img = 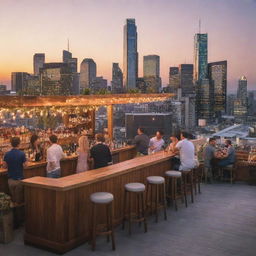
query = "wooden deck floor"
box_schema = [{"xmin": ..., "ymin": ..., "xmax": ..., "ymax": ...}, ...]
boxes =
[{"xmin": 1, "ymin": 183, "xmax": 256, "ymax": 256}]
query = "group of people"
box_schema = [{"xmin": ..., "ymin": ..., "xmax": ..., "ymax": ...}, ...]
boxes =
[
  {"xmin": 2, "ymin": 133, "xmax": 112, "ymax": 205},
  {"xmin": 204, "ymin": 138, "xmax": 236, "ymax": 183},
  {"xmin": 134, "ymin": 128, "xmax": 197, "ymax": 171}
]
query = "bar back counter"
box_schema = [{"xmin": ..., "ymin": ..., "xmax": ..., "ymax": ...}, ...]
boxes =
[{"xmin": 22, "ymin": 151, "xmax": 173, "ymax": 253}]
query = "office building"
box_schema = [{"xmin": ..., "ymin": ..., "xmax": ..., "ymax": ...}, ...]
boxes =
[
  {"xmin": 234, "ymin": 76, "xmax": 248, "ymax": 117},
  {"xmin": 79, "ymin": 58, "xmax": 96, "ymax": 92},
  {"xmin": 143, "ymin": 55, "xmax": 161, "ymax": 92},
  {"xmin": 33, "ymin": 53, "xmax": 45, "ymax": 76},
  {"xmin": 194, "ymin": 33, "xmax": 208, "ymax": 82},
  {"xmin": 208, "ymin": 61, "xmax": 227, "ymax": 116},
  {"xmin": 111, "ymin": 63, "xmax": 123, "ymax": 93},
  {"xmin": 123, "ymin": 19, "xmax": 138, "ymax": 90},
  {"xmin": 179, "ymin": 64, "xmax": 194, "ymax": 96},
  {"xmin": 91, "ymin": 77, "xmax": 107, "ymax": 93},
  {"xmin": 63, "ymin": 50, "xmax": 77, "ymax": 73},
  {"xmin": 24, "ymin": 75, "xmax": 41, "ymax": 95},
  {"xmin": 196, "ymin": 78, "xmax": 214, "ymax": 122},
  {"xmin": 11, "ymin": 72, "xmax": 30, "ymax": 93},
  {"xmin": 168, "ymin": 67, "xmax": 179, "ymax": 93},
  {"xmin": 41, "ymin": 63, "xmax": 72, "ymax": 95}
]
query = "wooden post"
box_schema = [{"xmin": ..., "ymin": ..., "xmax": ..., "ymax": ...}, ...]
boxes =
[{"xmin": 107, "ymin": 105, "xmax": 113, "ymax": 140}]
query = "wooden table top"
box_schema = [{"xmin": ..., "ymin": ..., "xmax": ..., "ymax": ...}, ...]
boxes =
[{"xmin": 22, "ymin": 151, "xmax": 174, "ymax": 191}]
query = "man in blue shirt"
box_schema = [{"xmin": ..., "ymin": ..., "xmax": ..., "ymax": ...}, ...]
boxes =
[{"xmin": 3, "ymin": 137, "xmax": 27, "ymax": 204}]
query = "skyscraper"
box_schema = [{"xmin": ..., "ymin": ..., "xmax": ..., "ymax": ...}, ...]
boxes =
[
  {"xmin": 179, "ymin": 64, "xmax": 194, "ymax": 96},
  {"xmin": 62, "ymin": 50, "xmax": 77, "ymax": 73},
  {"xmin": 41, "ymin": 63, "xmax": 72, "ymax": 95},
  {"xmin": 143, "ymin": 55, "xmax": 161, "ymax": 92},
  {"xmin": 123, "ymin": 19, "xmax": 138, "ymax": 91},
  {"xmin": 168, "ymin": 67, "xmax": 179, "ymax": 93},
  {"xmin": 208, "ymin": 61, "xmax": 227, "ymax": 116},
  {"xmin": 111, "ymin": 63, "xmax": 123, "ymax": 94},
  {"xmin": 11, "ymin": 72, "xmax": 30, "ymax": 93},
  {"xmin": 33, "ymin": 53, "xmax": 45, "ymax": 75},
  {"xmin": 234, "ymin": 76, "xmax": 248, "ymax": 117},
  {"xmin": 194, "ymin": 34, "xmax": 208, "ymax": 82},
  {"xmin": 79, "ymin": 58, "xmax": 97, "ymax": 91},
  {"xmin": 237, "ymin": 76, "xmax": 247, "ymax": 106}
]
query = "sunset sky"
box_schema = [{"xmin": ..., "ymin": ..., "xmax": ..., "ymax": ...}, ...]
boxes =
[{"xmin": 0, "ymin": 0, "xmax": 255, "ymax": 92}]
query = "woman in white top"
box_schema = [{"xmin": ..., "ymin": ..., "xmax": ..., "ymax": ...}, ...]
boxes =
[{"xmin": 76, "ymin": 135, "xmax": 89, "ymax": 173}]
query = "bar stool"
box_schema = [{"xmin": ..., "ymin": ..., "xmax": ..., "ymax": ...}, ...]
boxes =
[
  {"xmin": 146, "ymin": 176, "xmax": 167, "ymax": 222},
  {"xmin": 192, "ymin": 167, "xmax": 202, "ymax": 195},
  {"xmin": 165, "ymin": 170, "xmax": 184, "ymax": 211},
  {"xmin": 122, "ymin": 183, "xmax": 147, "ymax": 235},
  {"xmin": 182, "ymin": 170, "xmax": 194, "ymax": 207},
  {"xmin": 90, "ymin": 192, "xmax": 115, "ymax": 251},
  {"xmin": 221, "ymin": 164, "xmax": 235, "ymax": 184}
]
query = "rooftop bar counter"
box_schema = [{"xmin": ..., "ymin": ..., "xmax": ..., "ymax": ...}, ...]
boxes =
[
  {"xmin": 22, "ymin": 151, "xmax": 173, "ymax": 253},
  {"xmin": 0, "ymin": 145, "xmax": 136, "ymax": 194}
]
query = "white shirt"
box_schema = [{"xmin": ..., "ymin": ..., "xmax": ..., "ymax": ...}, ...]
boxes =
[
  {"xmin": 46, "ymin": 144, "xmax": 65, "ymax": 173},
  {"xmin": 149, "ymin": 137, "xmax": 165, "ymax": 153},
  {"xmin": 176, "ymin": 139, "xmax": 195, "ymax": 171}
]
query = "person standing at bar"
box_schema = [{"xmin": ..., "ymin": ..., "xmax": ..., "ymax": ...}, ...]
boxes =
[
  {"xmin": 46, "ymin": 135, "xmax": 65, "ymax": 178},
  {"xmin": 76, "ymin": 135, "xmax": 89, "ymax": 173},
  {"xmin": 149, "ymin": 130, "xmax": 165, "ymax": 154},
  {"xmin": 3, "ymin": 137, "xmax": 27, "ymax": 204},
  {"xmin": 90, "ymin": 133, "xmax": 112, "ymax": 169},
  {"xmin": 134, "ymin": 127, "xmax": 150, "ymax": 156},
  {"xmin": 174, "ymin": 131, "xmax": 195, "ymax": 171},
  {"xmin": 30, "ymin": 134, "xmax": 43, "ymax": 162},
  {"xmin": 203, "ymin": 138, "xmax": 217, "ymax": 183}
]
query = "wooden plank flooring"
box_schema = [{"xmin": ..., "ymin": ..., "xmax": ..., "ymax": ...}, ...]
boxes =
[{"xmin": 1, "ymin": 183, "xmax": 256, "ymax": 256}]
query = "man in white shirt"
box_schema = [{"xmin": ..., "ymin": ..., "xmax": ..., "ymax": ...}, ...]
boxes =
[
  {"xmin": 46, "ymin": 135, "xmax": 65, "ymax": 178},
  {"xmin": 149, "ymin": 130, "xmax": 165, "ymax": 154},
  {"xmin": 175, "ymin": 131, "xmax": 195, "ymax": 171}
]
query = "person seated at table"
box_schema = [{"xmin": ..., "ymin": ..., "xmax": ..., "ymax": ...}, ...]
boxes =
[
  {"xmin": 76, "ymin": 135, "xmax": 89, "ymax": 173},
  {"xmin": 174, "ymin": 131, "xmax": 195, "ymax": 171},
  {"xmin": 134, "ymin": 127, "xmax": 150, "ymax": 156},
  {"xmin": 149, "ymin": 130, "xmax": 165, "ymax": 154},
  {"xmin": 46, "ymin": 135, "xmax": 65, "ymax": 178},
  {"xmin": 30, "ymin": 134, "xmax": 43, "ymax": 162},
  {"xmin": 168, "ymin": 134, "xmax": 181, "ymax": 170},
  {"xmin": 90, "ymin": 133, "xmax": 112, "ymax": 169},
  {"xmin": 217, "ymin": 139, "xmax": 236, "ymax": 167},
  {"xmin": 3, "ymin": 137, "xmax": 27, "ymax": 205},
  {"xmin": 203, "ymin": 137, "xmax": 217, "ymax": 183}
]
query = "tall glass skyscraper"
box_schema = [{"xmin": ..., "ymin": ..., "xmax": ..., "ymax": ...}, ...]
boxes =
[
  {"xmin": 194, "ymin": 34, "xmax": 208, "ymax": 82},
  {"xmin": 208, "ymin": 61, "xmax": 227, "ymax": 115},
  {"xmin": 237, "ymin": 76, "xmax": 247, "ymax": 106},
  {"xmin": 79, "ymin": 58, "xmax": 97, "ymax": 91},
  {"xmin": 123, "ymin": 19, "xmax": 138, "ymax": 90},
  {"xmin": 111, "ymin": 63, "xmax": 123, "ymax": 94},
  {"xmin": 179, "ymin": 64, "xmax": 194, "ymax": 97}
]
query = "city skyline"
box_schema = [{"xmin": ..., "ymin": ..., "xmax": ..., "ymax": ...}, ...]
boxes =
[{"xmin": 0, "ymin": 0, "xmax": 256, "ymax": 91}]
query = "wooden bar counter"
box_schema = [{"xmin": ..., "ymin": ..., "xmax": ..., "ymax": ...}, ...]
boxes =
[
  {"xmin": 22, "ymin": 151, "xmax": 173, "ymax": 253},
  {"xmin": 0, "ymin": 145, "xmax": 136, "ymax": 194}
]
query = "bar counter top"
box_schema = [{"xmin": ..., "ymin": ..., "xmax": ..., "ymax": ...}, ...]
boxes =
[{"xmin": 22, "ymin": 151, "xmax": 174, "ymax": 191}]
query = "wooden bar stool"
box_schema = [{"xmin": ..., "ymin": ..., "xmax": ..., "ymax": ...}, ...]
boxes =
[
  {"xmin": 192, "ymin": 167, "xmax": 202, "ymax": 195},
  {"xmin": 90, "ymin": 192, "xmax": 115, "ymax": 251},
  {"xmin": 122, "ymin": 183, "xmax": 147, "ymax": 235},
  {"xmin": 146, "ymin": 176, "xmax": 167, "ymax": 222},
  {"xmin": 165, "ymin": 170, "xmax": 184, "ymax": 211},
  {"xmin": 220, "ymin": 164, "xmax": 235, "ymax": 184},
  {"xmin": 182, "ymin": 170, "xmax": 194, "ymax": 207}
]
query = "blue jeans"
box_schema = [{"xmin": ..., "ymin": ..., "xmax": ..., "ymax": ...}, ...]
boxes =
[{"xmin": 47, "ymin": 168, "xmax": 61, "ymax": 178}]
